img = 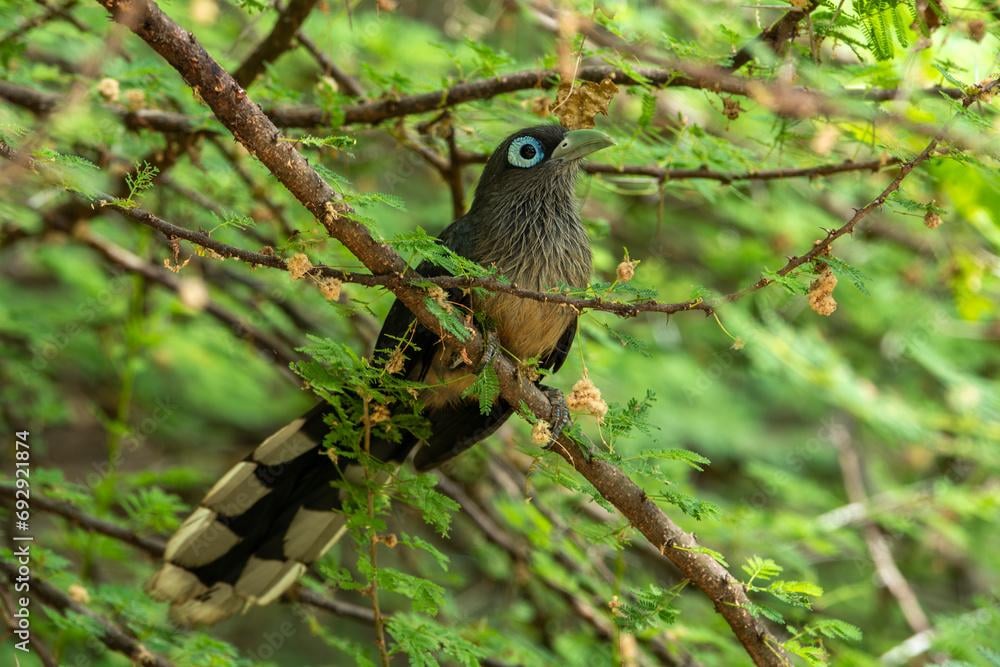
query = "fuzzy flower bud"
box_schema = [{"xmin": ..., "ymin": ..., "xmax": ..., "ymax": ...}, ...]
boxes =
[
  {"xmin": 68, "ymin": 584, "xmax": 91, "ymax": 604},
  {"xmin": 287, "ymin": 253, "xmax": 312, "ymax": 280},
  {"xmin": 616, "ymin": 250, "xmax": 639, "ymax": 283},
  {"xmin": 97, "ymin": 78, "xmax": 120, "ymax": 102},
  {"xmin": 924, "ymin": 211, "xmax": 942, "ymax": 229},
  {"xmin": 807, "ymin": 265, "xmax": 838, "ymax": 316},
  {"xmin": 318, "ymin": 276, "xmax": 343, "ymax": 301},
  {"xmin": 369, "ymin": 404, "xmax": 391, "ymax": 425},
  {"xmin": 617, "ymin": 259, "xmax": 638, "ymax": 283},
  {"xmin": 531, "ymin": 419, "xmax": 552, "ymax": 444},
  {"xmin": 567, "ymin": 372, "xmax": 608, "ymax": 421},
  {"xmin": 124, "ymin": 89, "xmax": 145, "ymax": 111},
  {"xmin": 385, "ymin": 348, "xmax": 405, "ymax": 375}
]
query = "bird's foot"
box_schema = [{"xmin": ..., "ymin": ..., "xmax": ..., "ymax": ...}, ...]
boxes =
[
  {"xmin": 452, "ymin": 329, "xmax": 500, "ymax": 372},
  {"xmin": 540, "ymin": 386, "xmax": 570, "ymax": 436},
  {"xmin": 540, "ymin": 386, "xmax": 593, "ymax": 462},
  {"xmin": 476, "ymin": 330, "xmax": 501, "ymax": 373}
]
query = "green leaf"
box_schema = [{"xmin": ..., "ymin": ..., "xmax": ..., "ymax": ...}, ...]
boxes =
[
  {"xmin": 741, "ymin": 556, "xmax": 783, "ymax": 585},
  {"xmin": 121, "ymin": 487, "xmax": 187, "ymax": 533},
  {"xmin": 378, "ymin": 567, "xmax": 446, "ymax": 614},
  {"xmin": 124, "ymin": 160, "xmax": 159, "ymax": 204},
  {"xmin": 806, "ymin": 618, "xmax": 863, "ymax": 641},
  {"xmin": 745, "ymin": 600, "xmax": 786, "ymax": 624},
  {"xmin": 387, "ymin": 613, "xmax": 485, "ymax": 667},
  {"xmin": 424, "ymin": 296, "xmax": 471, "ymax": 342},
  {"xmin": 671, "ymin": 544, "xmax": 729, "ymax": 567},
  {"xmin": 767, "ymin": 580, "xmax": 824, "ymax": 607},
  {"xmin": 393, "ymin": 469, "xmax": 460, "ymax": 536},
  {"xmin": 762, "ymin": 268, "xmax": 809, "ymax": 295},
  {"xmin": 400, "ymin": 533, "xmax": 450, "ymax": 571},
  {"xmin": 461, "ymin": 365, "xmax": 500, "ymax": 415},
  {"xmin": 626, "ymin": 447, "xmax": 711, "ymax": 472},
  {"xmin": 821, "ymin": 256, "xmax": 870, "ymax": 295},
  {"xmin": 656, "ymin": 487, "xmax": 719, "ymax": 520},
  {"xmin": 612, "ymin": 583, "xmax": 682, "ymax": 632}
]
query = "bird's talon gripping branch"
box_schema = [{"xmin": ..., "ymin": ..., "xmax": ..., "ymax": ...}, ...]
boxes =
[
  {"xmin": 475, "ymin": 329, "xmax": 501, "ymax": 372},
  {"xmin": 541, "ymin": 386, "xmax": 573, "ymax": 438},
  {"xmin": 450, "ymin": 329, "xmax": 499, "ymax": 371}
]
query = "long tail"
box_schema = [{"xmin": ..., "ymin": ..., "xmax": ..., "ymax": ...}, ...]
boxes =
[{"xmin": 148, "ymin": 405, "xmax": 404, "ymax": 625}]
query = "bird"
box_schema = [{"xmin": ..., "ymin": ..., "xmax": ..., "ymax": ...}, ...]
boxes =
[{"xmin": 147, "ymin": 124, "xmax": 614, "ymax": 625}]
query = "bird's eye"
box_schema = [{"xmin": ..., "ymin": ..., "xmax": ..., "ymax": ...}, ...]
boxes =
[{"xmin": 507, "ymin": 136, "xmax": 545, "ymax": 168}]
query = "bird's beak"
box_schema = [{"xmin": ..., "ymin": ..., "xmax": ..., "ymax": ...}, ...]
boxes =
[{"xmin": 551, "ymin": 129, "xmax": 615, "ymax": 161}]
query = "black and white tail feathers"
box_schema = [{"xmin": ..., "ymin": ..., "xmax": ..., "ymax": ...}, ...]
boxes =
[{"xmin": 147, "ymin": 405, "xmax": 407, "ymax": 625}]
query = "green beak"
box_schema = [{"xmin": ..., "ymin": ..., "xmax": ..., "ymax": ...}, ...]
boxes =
[{"xmin": 551, "ymin": 129, "xmax": 615, "ymax": 161}]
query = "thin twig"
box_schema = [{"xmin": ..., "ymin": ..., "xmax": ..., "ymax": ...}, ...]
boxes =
[
  {"xmin": 0, "ymin": 586, "xmax": 59, "ymax": 667},
  {"xmin": 79, "ymin": 228, "xmax": 301, "ymax": 371},
  {"xmin": 0, "ymin": 0, "xmax": 79, "ymax": 47},
  {"xmin": 831, "ymin": 426, "xmax": 932, "ymax": 634},
  {"xmin": 727, "ymin": 76, "xmax": 999, "ymax": 302},
  {"xmin": 361, "ymin": 398, "xmax": 391, "ymax": 666},
  {"xmin": 296, "ymin": 31, "xmax": 365, "ymax": 98}
]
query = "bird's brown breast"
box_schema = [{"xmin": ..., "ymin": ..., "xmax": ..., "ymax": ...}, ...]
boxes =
[{"xmin": 479, "ymin": 293, "xmax": 575, "ymax": 361}]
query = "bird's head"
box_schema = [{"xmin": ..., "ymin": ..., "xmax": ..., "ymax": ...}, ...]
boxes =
[{"xmin": 469, "ymin": 125, "xmax": 614, "ymax": 216}]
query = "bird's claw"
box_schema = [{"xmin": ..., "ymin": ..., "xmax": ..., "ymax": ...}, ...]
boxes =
[
  {"xmin": 476, "ymin": 330, "xmax": 500, "ymax": 373},
  {"xmin": 541, "ymin": 386, "xmax": 571, "ymax": 438},
  {"xmin": 450, "ymin": 329, "xmax": 500, "ymax": 372},
  {"xmin": 540, "ymin": 386, "xmax": 594, "ymax": 462}
]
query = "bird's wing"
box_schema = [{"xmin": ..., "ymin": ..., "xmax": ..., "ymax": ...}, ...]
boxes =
[
  {"xmin": 410, "ymin": 318, "xmax": 577, "ymax": 471},
  {"xmin": 372, "ymin": 218, "xmax": 473, "ymax": 379},
  {"xmin": 540, "ymin": 317, "xmax": 577, "ymax": 374},
  {"xmin": 371, "ymin": 262, "xmax": 451, "ymax": 383},
  {"xmin": 412, "ymin": 399, "xmax": 513, "ymax": 470}
]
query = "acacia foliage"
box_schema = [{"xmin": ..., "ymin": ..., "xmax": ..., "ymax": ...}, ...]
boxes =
[{"xmin": 0, "ymin": 1, "xmax": 998, "ymax": 666}]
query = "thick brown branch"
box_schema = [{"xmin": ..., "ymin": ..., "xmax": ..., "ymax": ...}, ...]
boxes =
[
  {"xmin": 586, "ymin": 155, "xmax": 905, "ymax": 183},
  {"xmin": 232, "ymin": 0, "xmax": 321, "ymax": 88},
  {"xmin": 0, "ymin": 79, "xmax": 58, "ymax": 114},
  {"xmin": 2, "ymin": 71, "xmax": 967, "ymax": 142},
  {"xmin": 266, "ymin": 63, "xmax": 832, "ymax": 128}
]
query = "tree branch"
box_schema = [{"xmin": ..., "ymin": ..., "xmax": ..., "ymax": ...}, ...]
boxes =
[
  {"xmin": 78, "ymin": 227, "xmax": 301, "ymax": 370},
  {"xmin": 231, "ymin": 0, "xmax": 321, "ymax": 88},
  {"xmin": 0, "ymin": 79, "xmax": 58, "ymax": 114},
  {"xmin": 727, "ymin": 74, "xmax": 998, "ymax": 301},
  {"xmin": 727, "ymin": 1, "xmax": 822, "ymax": 71},
  {"xmin": 296, "ymin": 31, "xmax": 365, "ymax": 98},
  {"xmin": 0, "ymin": 0, "xmax": 79, "ymax": 47},
  {"xmin": 831, "ymin": 426, "xmax": 932, "ymax": 635}
]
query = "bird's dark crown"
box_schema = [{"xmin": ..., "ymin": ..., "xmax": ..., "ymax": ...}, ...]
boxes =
[{"xmin": 469, "ymin": 125, "xmax": 575, "ymax": 213}]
